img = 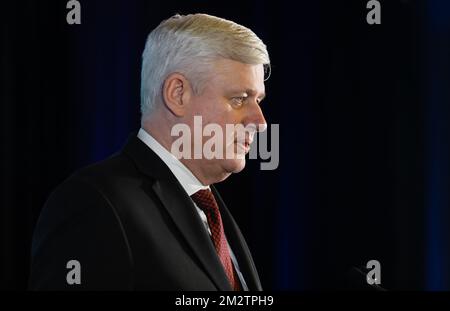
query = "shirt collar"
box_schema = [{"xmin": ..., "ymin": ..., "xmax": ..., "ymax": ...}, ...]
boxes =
[{"xmin": 137, "ymin": 128, "xmax": 209, "ymax": 196}]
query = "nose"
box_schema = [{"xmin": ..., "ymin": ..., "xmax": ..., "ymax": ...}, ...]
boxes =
[{"xmin": 244, "ymin": 101, "xmax": 267, "ymax": 133}]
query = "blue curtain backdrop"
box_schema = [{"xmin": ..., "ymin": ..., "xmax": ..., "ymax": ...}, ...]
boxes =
[
  {"xmin": 1, "ymin": 0, "xmax": 449, "ymax": 290},
  {"xmin": 425, "ymin": 0, "xmax": 450, "ymax": 291}
]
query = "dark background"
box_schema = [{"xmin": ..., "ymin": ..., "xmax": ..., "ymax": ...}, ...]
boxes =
[{"xmin": 1, "ymin": 0, "xmax": 449, "ymax": 290}]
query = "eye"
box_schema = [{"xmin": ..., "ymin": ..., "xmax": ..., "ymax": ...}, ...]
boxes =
[{"xmin": 231, "ymin": 96, "xmax": 247, "ymax": 108}]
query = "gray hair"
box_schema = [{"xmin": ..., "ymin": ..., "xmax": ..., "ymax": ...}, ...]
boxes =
[{"xmin": 140, "ymin": 13, "xmax": 270, "ymax": 117}]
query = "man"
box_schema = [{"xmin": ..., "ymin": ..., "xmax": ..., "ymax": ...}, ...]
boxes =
[{"xmin": 29, "ymin": 13, "xmax": 269, "ymax": 290}]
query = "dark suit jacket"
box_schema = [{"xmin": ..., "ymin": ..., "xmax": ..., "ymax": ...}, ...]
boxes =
[{"xmin": 28, "ymin": 135, "xmax": 262, "ymax": 290}]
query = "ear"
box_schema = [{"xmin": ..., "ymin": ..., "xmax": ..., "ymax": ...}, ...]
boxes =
[{"xmin": 162, "ymin": 73, "xmax": 192, "ymax": 117}]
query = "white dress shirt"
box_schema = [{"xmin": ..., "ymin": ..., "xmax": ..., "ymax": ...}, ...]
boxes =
[{"xmin": 137, "ymin": 128, "xmax": 248, "ymax": 290}]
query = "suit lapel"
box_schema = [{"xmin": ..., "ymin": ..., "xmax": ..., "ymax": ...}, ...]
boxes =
[
  {"xmin": 123, "ymin": 135, "xmax": 232, "ymax": 290},
  {"xmin": 211, "ymin": 185, "xmax": 263, "ymax": 291}
]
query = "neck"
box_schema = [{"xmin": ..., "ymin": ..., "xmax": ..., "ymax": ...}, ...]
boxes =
[
  {"xmin": 142, "ymin": 116, "xmax": 225, "ymax": 186},
  {"xmin": 179, "ymin": 158, "xmax": 230, "ymax": 186}
]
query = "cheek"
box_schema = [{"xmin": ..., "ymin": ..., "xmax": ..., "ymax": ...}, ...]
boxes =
[
  {"xmin": 196, "ymin": 98, "xmax": 243, "ymax": 130},
  {"xmin": 202, "ymin": 104, "xmax": 232, "ymax": 124}
]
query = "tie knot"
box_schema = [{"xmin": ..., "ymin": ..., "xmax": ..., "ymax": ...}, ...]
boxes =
[{"xmin": 191, "ymin": 189, "xmax": 221, "ymax": 225}]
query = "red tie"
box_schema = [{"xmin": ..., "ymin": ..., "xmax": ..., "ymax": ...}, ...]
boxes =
[{"xmin": 191, "ymin": 189, "xmax": 241, "ymax": 291}]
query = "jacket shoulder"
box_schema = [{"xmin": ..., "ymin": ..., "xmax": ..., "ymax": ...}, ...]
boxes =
[{"xmin": 29, "ymin": 153, "xmax": 136, "ymax": 290}]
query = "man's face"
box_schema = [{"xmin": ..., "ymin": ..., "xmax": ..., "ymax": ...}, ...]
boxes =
[{"xmin": 185, "ymin": 58, "xmax": 267, "ymax": 183}]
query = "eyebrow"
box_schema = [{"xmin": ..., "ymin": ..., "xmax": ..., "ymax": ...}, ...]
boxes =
[{"xmin": 240, "ymin": 89, "xmax": 266, "ymax": 100}]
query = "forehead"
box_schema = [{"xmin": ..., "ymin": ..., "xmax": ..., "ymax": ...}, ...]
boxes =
[{"xmin": 208, "ymin": 59, "xmax": 265, "ymax": 95}]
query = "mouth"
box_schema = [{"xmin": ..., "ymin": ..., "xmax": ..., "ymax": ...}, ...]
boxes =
[
  {"xmin": 233, "ymin": 131, "xmax": 254, "ymax": 155},
  {"xmin": 235, "ymin": 139, "xmax": 251, "ymax": 154}
]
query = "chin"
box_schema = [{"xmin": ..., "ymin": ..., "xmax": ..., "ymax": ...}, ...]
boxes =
[{"xmin": 224, "ymin": 157, "xmax": 246, "ymax": 174}]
